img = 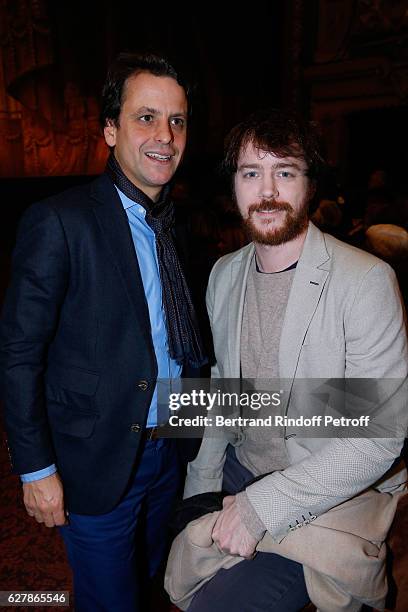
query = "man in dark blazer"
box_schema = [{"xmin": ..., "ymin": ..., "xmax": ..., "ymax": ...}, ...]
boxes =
[{"xmin": 0, "ymin": 52, "xmax": 205, "ymax": 611}]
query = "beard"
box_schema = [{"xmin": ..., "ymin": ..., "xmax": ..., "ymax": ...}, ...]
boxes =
[{"xmin": 241, "ymin": 198, "xmax": 309, "ymax": 246}]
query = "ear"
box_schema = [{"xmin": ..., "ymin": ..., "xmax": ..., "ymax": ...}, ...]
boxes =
[{"xmin": 104, "ymin": 120, "xmax": 117, "ymax": 147}]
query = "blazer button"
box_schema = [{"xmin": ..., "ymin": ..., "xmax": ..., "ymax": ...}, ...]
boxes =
[
  {"xmin": 138, "ymin": 380, "xmax": 148, "ymax": 391},
  {"xmin": 130, "ymin": 423, "xmax": 141, "ymax": 433}
]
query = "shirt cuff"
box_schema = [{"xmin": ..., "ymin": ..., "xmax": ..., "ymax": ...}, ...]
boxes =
[
  {"xmin": 235, "ymin": 490, "xmax": 266, "ymax": 541},
  {"xmin": 20, "ymin": 464, "xmax": 57, "ymax": 483}
]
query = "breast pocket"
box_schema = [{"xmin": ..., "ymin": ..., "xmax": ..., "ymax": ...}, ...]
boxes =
[{"xmin": 45, "ymin": 365, "xmax": 100, "ymax": 437}]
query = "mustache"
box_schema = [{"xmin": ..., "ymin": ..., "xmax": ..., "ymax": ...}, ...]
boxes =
[{"xmin": 247, "ymin": 199, "xmax": 293, "ymax": 216}]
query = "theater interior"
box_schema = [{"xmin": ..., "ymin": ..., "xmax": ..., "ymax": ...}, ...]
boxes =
[{"xmin": 0, "ymin": 1, "xmax": 407, "ymax": 610}]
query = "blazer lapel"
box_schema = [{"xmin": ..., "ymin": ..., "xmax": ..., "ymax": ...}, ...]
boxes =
[
  {"xmin": 90, "ymin": 175, "xmax": 153, "ymax": 347},
  {"xmin": 227, "ymin": 244, "xmax": 255, "ymax": 376},
  {"xmin": 279, "ymin": 222, "xmax": 331, "ymax": 379}
]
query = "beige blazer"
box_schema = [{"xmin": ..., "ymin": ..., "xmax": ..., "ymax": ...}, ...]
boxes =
[{"xmin": 183, "ymin": 223, "xmax": 408, "ymax": 608}]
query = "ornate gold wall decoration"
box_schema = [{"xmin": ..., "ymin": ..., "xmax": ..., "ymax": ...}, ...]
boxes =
[{"xmin": 0, "ymin": 0, "xmax": 107, "ymax": 177}]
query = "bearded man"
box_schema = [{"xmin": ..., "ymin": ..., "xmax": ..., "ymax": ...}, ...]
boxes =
[{"xmin": 181, "ymin": 109, "xmax": 408, "ymax": 612}]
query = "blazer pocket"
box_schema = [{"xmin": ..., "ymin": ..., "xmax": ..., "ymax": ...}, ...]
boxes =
[
  {"xmin": 45, "ymin": 364, "xmax": 100, "ymax": 394},
  {"xmin": 47, "ymin": 402, "xmax": 98, "ymax": 438},
  {"xmin": 45, "ymin": 364, "xmax": 100, "ymax": 424}
]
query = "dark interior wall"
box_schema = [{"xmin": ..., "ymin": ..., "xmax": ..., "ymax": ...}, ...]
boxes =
[
  {"xmin": 2, "ymin": 1, "xmax": 407, "ymax": 221},
  {"xmin": 45, "ymin": 0, "xmax": 285, "ymax": 157},
  {"xmin": 0, "ymin": 1, "xmax": 287, "ymax": 247},
  {"xmin": 46, "ymin": 1, "xmax": 108, "ymax": 101},
  {"xmin": 347, "ymin": 107, "xmax": 408, "ymax": 193},
  {"xmin": 0, "ymin": 0, "xmax": 288, "ymax": 211}
]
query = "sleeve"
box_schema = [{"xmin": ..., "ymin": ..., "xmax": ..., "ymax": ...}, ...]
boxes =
[
  {"xmin": 20, "ymin": 464, "xmax": 57, "ymax": 483},
  {"xmin": 235, "ymin": 490, "xmax": 266, "ymax": 540},
  {"xmin": 244, "ymin": 261, "xmax": 408, "ymax": 541},
  {"xmin": 0, "ymin": 202, "xmax": 69, "ymax": 474}
]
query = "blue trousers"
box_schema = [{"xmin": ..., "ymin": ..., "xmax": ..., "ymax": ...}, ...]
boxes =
[
  {"xmin": 60, "ymin": 439, "xmax": 180, "ymax": 612},
  {"xmin": 187, "ymin": 445, "xmax": 310, "ymax": 612}
]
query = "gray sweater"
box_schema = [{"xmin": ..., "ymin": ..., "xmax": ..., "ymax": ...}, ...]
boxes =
[{"xmin": 237, "ymin": 256, "xmax": 295, "ymax": 538}]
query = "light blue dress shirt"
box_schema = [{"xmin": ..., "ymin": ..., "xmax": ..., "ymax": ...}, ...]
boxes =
[{"xmin": 21, "ymin": 187, "xmax": 181, "ymax": 483}]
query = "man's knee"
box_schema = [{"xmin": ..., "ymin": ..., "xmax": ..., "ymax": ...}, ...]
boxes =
[{"xmin": 187, "ymin": 553, "xmax": 309, "ymax": 612}]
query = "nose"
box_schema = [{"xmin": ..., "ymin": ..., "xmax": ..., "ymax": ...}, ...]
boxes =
[
  {"xmin": 261, "ymin": 174, "xmax": 279, "ymax": 199},
  {"xmin": 154, "ymin": 119, "xmax": 174, "ymax": 145}
]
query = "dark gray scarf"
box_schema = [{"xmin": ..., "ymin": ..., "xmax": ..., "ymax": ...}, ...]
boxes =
[{"xmin": 106, "ymin": 154, "xmax": 207, "ymax": 368}]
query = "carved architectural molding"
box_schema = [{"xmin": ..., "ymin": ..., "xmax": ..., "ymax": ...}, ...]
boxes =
[
  {"xmin": 305, "ymin": 0, "xmax": 408, "ymax": 168},
  {"xmin": 314, "ymin": 0, "xmax": 355, "ymax": 64},
  {"xmin": 306, "ymin": 56, "xmax": 406, "ymax": 115},
  {"xmin": 0, "ymin": 0, "xmax": 107, "ymax": 177},
  {"xmin": 352, "ymin": 0, "xmax": 408, "ymax": 39}
]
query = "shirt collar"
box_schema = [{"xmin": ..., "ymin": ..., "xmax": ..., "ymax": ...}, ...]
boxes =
[{"xmin": 115, "ymin": 186, "xmax": 146, "ymax": 216}]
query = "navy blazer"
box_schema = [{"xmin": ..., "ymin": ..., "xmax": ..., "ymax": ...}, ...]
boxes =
[{"xmin": 0, "ymin": 174, "xmax": 164, "ymax": 514}]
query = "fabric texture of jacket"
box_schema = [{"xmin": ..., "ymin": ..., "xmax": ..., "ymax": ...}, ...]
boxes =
[{"xmin": 1, "ymin": 174, "xmax": 166, "ymax": 514}]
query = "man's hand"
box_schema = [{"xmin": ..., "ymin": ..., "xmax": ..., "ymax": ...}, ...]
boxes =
[
  {"xmin": 23, "ymin": 472, "xmax": 67, "ymax": 528},
  {"xmin": 211, "ymin": 495, "xmax": 259, "ymax": 558}
]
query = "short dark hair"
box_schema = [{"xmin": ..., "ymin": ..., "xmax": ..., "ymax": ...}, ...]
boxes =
[
  {"xmin": 222, "ymin": 108, "xmax": 325, "ymax": 181},
  {"xmin": 100, "ymin": 52, "xmax": 189, "ymax": 129}
]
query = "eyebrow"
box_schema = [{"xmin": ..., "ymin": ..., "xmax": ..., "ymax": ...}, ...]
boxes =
[
  {"xmin": 133, "ymin": 106, "xmax": 187, "ymax": 118},
  {"xmin": 274, "ymin": 161, "xmax": 304, "ymax": 170},
  {"xmin": 136, "ymin": 106, "xmax": 158, "ymax": 115},
  {"xmin": 237, "ymin": 163, "xmax": 262, "ymax": 171},
  {"xmin": 238, "ymin": 161, "xmax": 305, "ymax": 171}
]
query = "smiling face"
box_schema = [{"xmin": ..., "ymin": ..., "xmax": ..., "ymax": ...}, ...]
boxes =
[
  {"xmin": 104, "ymin": 72, "xmax": 188, "ymax": 201},
  {"xmin": 234, "ymin": 142, "xmax": 314, "ymax": 245}
]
